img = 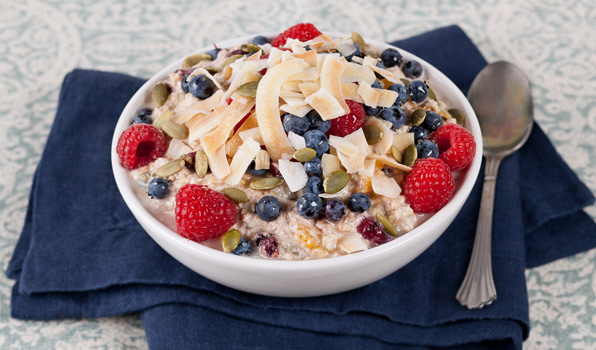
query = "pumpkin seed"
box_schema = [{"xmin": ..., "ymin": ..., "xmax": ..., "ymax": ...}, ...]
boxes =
[
  {"xmin": 403, "ymin": 144, "xmax": 417, "ymax": 167},
  {"xmin": 400, "ymin": 78, "xmax": 410, "ymax": 87},
  {"xmin": 293, "ymin": 148, "xmax": 317, "ymax": 162},
  {"xmin": 241, "ymin": 43, "xmax": 261, "ymax": 53},
  {"xmin": 221, "ymin": 229, "xmax": 241, "ymax": 252},
  {"xmin": 250, "ymin": 177, "xmax": 285, "ymax": 190},
  {"xmin": 362, "ymin": 125, "xmax": 383, "ymax": 145},
  {"xmin": 236, "ymin": 81, "xmax": 260, "ymax": 98},
  {"xmin": 391, "ymin": 145, "xmax": 403, "ymax": 163},
  {"xmin": 411, "ymin": 109, "xmax": 426, "ymax": 126},
  {"xmin": 223, "ymin": 188, "xmax": 249, "ymax": 203},
  {"xmin": 449, "ymin": 108, "xmax": 465, "ymax": 125},
  {"xmin": 351, "ymin": 32, "xmax": 366, "ymax": 52},
  {"xmin": 376, "ymin": 213, "xmax": 398, "ymax": 237},
  {"xmin": 194, "ymin": 150, "xmax": 208, "ymax": 177},
  {"xmin": 427, "ymin": 86, "xmax": 437, "ymax": 101},
  {"xmin": 323, "ymin": 170, "xmax": 350, "ymax": 194},
  {"xmin": 205, "ymin": 66, "xmax": 220, "ymax": 75},
  {"xmin": 152, "ymin": 81, "xmax": 169, "ymax": 107},
  {"xmin": 222, "ymin": 54, "xmax": 244, "ymax": 67},
  {"xmin": 182, "ymin": 53, "xmax": 212, "ymax": 68},
  {"xmin": 157, "ymin": 159, "xmax": 185, "ymax": 178},
  {"xmin": 161, "ymin": 121, "xmax": 189, "ymax": 139},
  {"xmin": 152, "ymin": 110, "xmax": 171, "ymax": 129},
  {"xmin": 136, "ymin": 172, "xmax": 152, "ymax": 186}
]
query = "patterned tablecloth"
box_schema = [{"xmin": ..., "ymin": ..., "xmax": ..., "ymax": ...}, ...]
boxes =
[{"xmin": 1, "ymin": 0, "xmax": 595, "ymax": 348}]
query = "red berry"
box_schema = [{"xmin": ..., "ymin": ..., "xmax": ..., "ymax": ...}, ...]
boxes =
[
  {"xmin": 430, "ymin": 124, "xmax": 476, "ymax": 171},
  {"xmin": 116, "ymin": 124, "xmax": 168, "ymax": 170},
  {"xmin": 255, "ymin": 233, "xmax": 279, "ymax": 258},
  {"xmin": 357, "ymin": 217, "xmax": 389, "ymax": 244},
  {"xmin": 404, "ymin": 158, "xmax": 454, "ymax": 213},
  {"xmin": 327, "ymin": 100, "xmax": 365, "ymax": 137},
  {"xmin": 270, "ymin": 23, "xmax": 322, "ymax": 48},
  {"xmin": 175, "ymin": 184, "xmax": 237, "ymax": 242}
]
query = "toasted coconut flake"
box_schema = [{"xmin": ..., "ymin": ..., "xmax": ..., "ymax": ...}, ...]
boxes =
[
  {"xmin": 206, "ymin": 145, "xmax": 231, "ymax": 180},
  {"xmin": 368, "ymin": 153, "xmax": 412, "ymax": 172},
  {"xmin": 344, "ymin": 128, "xmax": 370, "ymax": 155},
  {"xmin": 377, "ymin": 89, "xmax": 398, "ymax": 107},
  {"xmin": 282, "ymin": 97, "xmax": 308, "ymax": 107},
  {"xmin": 282, "ymin": 81, "xmax": 302, "ymax": 92},
  {"xmin": 341, "ymin": 61, "xmax": 376, "ymax": 85},
  {"xmin": 226, "ymin": 137, "xmax": 261, "ymax": 185},
  {"xmin": 239, "ymin": 127, "xmax": 264, "ymax": 145},
  {"xmin": 280, "ymin": 103, "xmax": 313, "ymax": 117},
  {"xmin": 320, "ymin": 54, "xmax": 350, "ymax": 115},
  {"xmin": 222, "ymin": 61, "xmax": 260, "ymax": 100},
  {"xmin": 267, "ymin": 48, "xmax": 284, "ymax": 66},
  {"xmin": 279, "ymin": 90, "xmax": 305, "ymax": 99},
  {"xmin": 371, "ymin": 172, "xmax": 401, "ymax": 198},
  {"xmin": 256, "ymin": 59, "xmax": 305, "ymax": 160},
  {"xmin": 295, "ymin": 50, "xmax": 318, "ymax": 67},
  {"xmin": 328, "ymin": 135, "xmax": 358, "ymax": 157},
  {"xmin": 165, "ymin": 138, "xmax": 192, "ymax": 159},
  {"xmin": 186, "ymin": 112, "xmax": 221, "ymax": 143},
  {"xmin": 321, "ymin": 153, "xmax": 341, "ymax": 178},
  {"xmin": 304, "ymin": 87, "xmax": 345, "ymax": 120},
  {"xmin": 299, "ymin": 82, "xmax": 320, "ymax": 97},
  {"xmin": 360, "ymin": 158, "xmax": 376, "ymax": 177},
  {"xmin": 338, "ymin": 150, "xmax": 365, "ymax": 173},
  {"xmin": 288, "ymin": 131, "xmax": 306, "ymax": 150},
  {"xmin": 278, "ymin": 159, "xmax": 308, "ymax": 192},
  {"xmin": 339, "ymin": 234, "xmax": 369, "ymax": 254},
  {"xmin": 225, "ymin": 112, "xmax": 258, "ymax": 156},
  {"xmin": 200, "ymin": 96, "xmax": 255, "ymax": 155},
  {"xmin": 365, "ymin": 117, "xmax": 393, "ymax": 154},
  {"xmin": 255, "ymin": 149, "xmax": 270, "ymax": 170},
  {"xmin": 341, "ymin": 83, "xmax": 364, "ymax": 103},
  {"xmin": 392, "ymin": 132, "xmax": 415, "ymax": 152},
  {"xmin": 357, "ymin": 81, "xmax": 380, "ymax": 107},
  {"xmin": 288, "ymin": 67, "xmax": 320, "ymax": 81},
  {"xmin": 362, "ymin": 56, "xmax": 403, "ymax": 83},
  {"xmin": 291, "ymin": 43, "xmax": 307, "ymax": 54},
  {"xmin": 171, "ymin": 90, "xmax": 224, "ymax": 124}
]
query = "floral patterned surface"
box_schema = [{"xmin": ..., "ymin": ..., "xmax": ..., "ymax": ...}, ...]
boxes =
[{"xmin": 0, "ymin": 0, "xmax": 594, "ymax": 348}]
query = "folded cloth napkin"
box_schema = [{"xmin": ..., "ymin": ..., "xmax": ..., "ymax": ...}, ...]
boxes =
[{"xmin": 7, "ymin": 25, "xmax": 596, "ymax": 350}]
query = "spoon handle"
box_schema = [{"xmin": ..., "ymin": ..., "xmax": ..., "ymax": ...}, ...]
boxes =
[{"xmin": 456, "ymin": 155, "xmax": 499, "ymax": 309}]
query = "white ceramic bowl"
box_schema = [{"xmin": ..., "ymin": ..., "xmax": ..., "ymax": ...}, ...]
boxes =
[{"xmin": 111, "ymin": 32, "xmax": 483, "ymax": 297}]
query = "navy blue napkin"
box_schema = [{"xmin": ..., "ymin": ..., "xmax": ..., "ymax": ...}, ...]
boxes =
[{"xmin": 7, "ymin": 25, "xmax": 596, "ymax": 350}]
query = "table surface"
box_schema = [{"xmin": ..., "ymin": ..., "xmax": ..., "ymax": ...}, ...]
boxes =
[{"xmin": 1, "ymin": 0, "xmax": 595, "ymax": 348}]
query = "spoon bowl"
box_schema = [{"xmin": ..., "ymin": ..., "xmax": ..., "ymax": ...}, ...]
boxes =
[{"xmin": 456, "ymin": 61, "xmax": 534, "ymax": 309}]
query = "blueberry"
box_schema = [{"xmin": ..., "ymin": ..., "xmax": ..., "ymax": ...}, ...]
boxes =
[
  {"xmin": 304, "ymin": 158, "xmax": 322, "ymax": 177},
  {"xmin": 348, "ymin": 193, "xmax": 371, "ymax": 213},
  {"xmin": 134, "ymin": 108, "xmax": 153, "ymax": 124},
  {"xmin": 180, "ymin": 74, "xmax": 191, "ymax": 94},
  {"xmin": 364, "ymin": 105, "xmax": 382, "ymax": 116},
  {"xmin": 325, "ymin": 198, "xmax": 347, "ymax": 221},
  {"xmin": 403, "ymin": 60, "xmax": 423, "ymax": 78},
  {"xmin": 410, "ymin": 126, "xmax": 428, "ymax": 143},
  {"xmin": 303, "ymin": 176, "xmax": 323, "ymax": 194},
  {"xmin": 305, "ymin": 110, "xmax": 331, "ymax": 133},
  {"xmin": 296, "ymin": 193, "xmax": 324, "ymax": 219},
  {"xmin": 371, "ymin": 81, "xmax": 383, "ymax": 89},
  {"xmin": 408, "ymin": 80, "xmax": 428, "ymax": 103},
  {"xmin": 380, "ymin": 48, "xmax": 403, "ymax": 68},
  {"xmin": 283, "ymin": 113, "xmax": 309, "ymax": 135},
  {"xmin": 378, "ymin": 106, "xmax": 406, "ymax": 130},
  {"xmin": 255, "ymin": 196, "xmax": 282, "ymax": 222},
  {"xmin": 188, "ymin": 74, "xmax": 217, "ymax": 99},
  {"xmin": 247, "ymin": 160, "xmax": 267, "ymax": 175},
  {"xmin": 416, "ymin": 139, "xmax": 439, "ymax": 159},
  {"xmin": 252, "ymin": 35, "xmax": 269, "ymax": 45},
  {"xmin": 303, "ymin": 130, "xmax": 329, "ymax": 156},
  {"xmin": 375, "ymin": 61, "xmax": 386, "ymax": 79},
  {"xmin": 206, "ymin": 48, "xmax": 220, "ymax": 60},
  {"xmin": 232, "ymin": 238, "xmax": 253, "ymax": 256},
  {"xmin": 147, "ymin": 178, "xmax": 169, "ymax": 199},
  {"xmin": 422, "ymin": 111, "xmax": 443, "ymax": 132},
  {"xmin": 387, "ymin": 83, "xmax": 409, "ymax": 106}
]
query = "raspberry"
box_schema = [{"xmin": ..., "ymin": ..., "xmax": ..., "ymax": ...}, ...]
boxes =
[
  {"xmin": 116, "ymin": 124, "xmax": 168, "ymax": 170},
  {"xmin": 430, "ymin": 124, "xmax": 476, "ymax": 171},
  {"xmin": 327, "ymin": 100, "xmax": 366, "ymax": 137},
  {"xmin": 357, "ymin": 217, "xmax": 389, "ymax": 244},
  {"xmin": 404, "ymin": 158, "xmax": 454, "ymax": 213},
  {"xmin": 175, "ymin": 184, "xmax": 237, "ymax": 242},
  {"xmin": 270, "ymin": 23, "xmax": 322, "ymax": 48}
]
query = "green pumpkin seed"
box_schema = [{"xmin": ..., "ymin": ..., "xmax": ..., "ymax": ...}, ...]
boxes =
[
  {"xmin": 411, "ymin": 109, "xmax": 426, "ymax": 126},
  {"xmin": 205, "ymin": 66, "xmax": 220, "ymax": 75},
  {"xmin": 236, "ymin": 81, "xmax": 260, "ymax": 98},
  {"xmin": 391, "ymin": 145, "xmax": 403, "ymax": 163},
  {"xmin": 403, "ymin": 144, "xmax": 417, "ymax": 167},
  {"xmin": 293, "ymin": 148, "xmax": 317, "ymax": 162},
  {"xmin": 161, "ymin": 121, "xmax": 189, "ymax": 139},
  {"xmin": 182, "ymin": 53, "xmax": 213, "ymax": 68},
  {"xmin": 221, "ymin": 229, "xmax": 241, "ymax": 252},
  {"xmin": 427, "ymin": 86, "xmax": 437, "ymax": 101},
  {"xmin": 351, "ymin": 32, "xmax": 366, "ymax": 52},
  {"xmin": 323, "ymin": 170, "xmax": 350, "ymax": 194},
  {"xmin": 222, "ymin": 54, "xmax": 244, "ymax": 67},
  {"xmin": 223, "ymin": 188, "xmax": 249, "ymax": 203},
  {"xmin": 157, "ymin": 159, "xmax": 185, "ymax": 178},
  {"xmin": 152, "ymin": 81, "xmax": 169, "ymax": 107},
  {"xmin": 376, "ymin": 213, "xmax": 398, "ymax": 237},
  {"xmin": 362, "ymin": 125, "xmax": 383, "ymax": 145},
  {"xmin": 241, "ymin": 43, "xmax": 261, "ymax": 53},
  {"xmin": 449, "ymin": 108, "xmax": 465, "ymax": 126},
  {"xmin": 194, "ymin": 150, "xmax": 208, "ymax": 177},
  {"xmin": 136, "ymin": 172, "xmax": 152, "ymax": 186},
  {"xmin": 153, "ymin": 110, "xmax": 171, "ymax": 129},
  {"xmin": 250, "ymin": 177, "xmax": 285, "ymax": 190},
  {"xmin": 400, "ymin": 78, "xmax": 410, "ymax": 87}
]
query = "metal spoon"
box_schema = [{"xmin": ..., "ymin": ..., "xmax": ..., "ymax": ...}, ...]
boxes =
[{"xmin": 456, "ymin": 61, "xmax": 534, "ymax": 309}]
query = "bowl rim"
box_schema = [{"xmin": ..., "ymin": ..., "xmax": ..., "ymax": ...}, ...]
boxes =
[{"xmin": 111, "ymin": 31, "xmax": 483, "ymax": 273}]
